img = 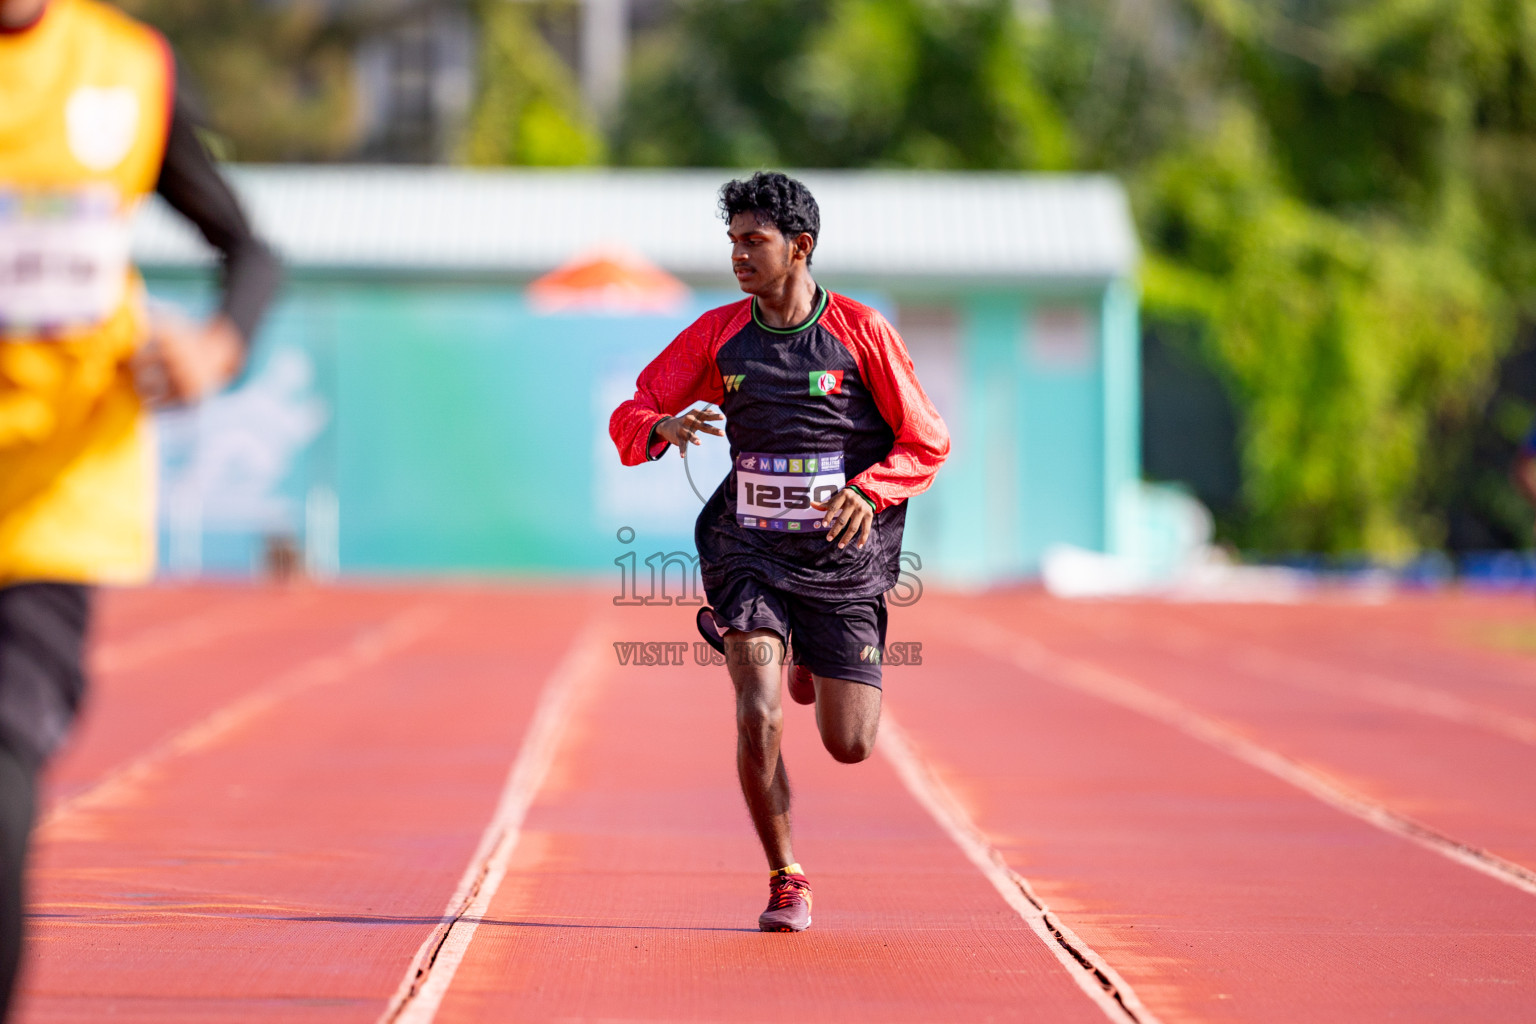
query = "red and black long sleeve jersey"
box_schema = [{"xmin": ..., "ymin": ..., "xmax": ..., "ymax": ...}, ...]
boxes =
[{"xmin": 609, "ymin": 288, "xmax": 950, "ymax": 600}]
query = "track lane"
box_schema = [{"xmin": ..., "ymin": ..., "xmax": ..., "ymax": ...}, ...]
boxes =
[
  {"xmin": 1004, "ymin": 595, "xmax": 1536, "ymax": 873},
  {"xmin": 1121, "ymin": 595, "xmax": 1536, "ymax": 712},
  {"xmin": 52, "ymin": 588, "xmax": 412, "ymax": 806},
  {"xmin": 1117, "ymin": 615, "xmax": 1536, "ymax": 747},
  {"xmin": 385, "ymin": 614, "xmax": 613, "ymax": 1023},
  {"xmin": 91, "ymin": 587, "xmax": 324, "ymax": 674},
  {"xmin": 24, "ymin": 586, "xmax": 1536, "ymax": 1022},
  {"xmin": 19, "ymin": 587, "xmax": 601, "ymax": 1023},
  {"xmin": 428, "ymin": 615, "xmax": 1114, "ymax": 1024},
  {"xmin": 89, "ymin": 585, "xmax": 254, "ymax": 640},
  {"xmin": 889, "ymin": 598, "xmax": 1536, "ymax": 1023}
]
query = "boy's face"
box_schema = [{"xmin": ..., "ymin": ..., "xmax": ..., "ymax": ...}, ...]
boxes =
[{"xmin": 727, "ymin": 212, "xmax": 810, "ymax": 295}]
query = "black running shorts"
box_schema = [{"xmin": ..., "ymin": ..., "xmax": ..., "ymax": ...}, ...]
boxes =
[
  {"xmin": 0, "ymin": 583, "xmax": 91, "ymax": 767},
  {"xmin": 699, "ymin": 574, "xmax": 887, "ymax": 688}
]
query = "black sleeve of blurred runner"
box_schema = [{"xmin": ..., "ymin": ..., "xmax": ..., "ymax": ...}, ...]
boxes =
[{"xmin": 154, "ymin": 74, "xmax": 282, "ymax": 348}]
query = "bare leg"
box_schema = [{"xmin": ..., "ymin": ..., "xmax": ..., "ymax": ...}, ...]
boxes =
[
  {"xmin": 726, "ymin": 629, "xmax": 795, "ymax": 869},
  {"xmin": 813, "ymin": 675, "xmax": 881, "ymax": 764}
]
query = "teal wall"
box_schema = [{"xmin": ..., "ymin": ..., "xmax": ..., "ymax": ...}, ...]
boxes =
[
  {"xmin": 900, "ymin": 286, "xmax": 1138, "ymax": 581},
  {"xmin": 146, "ymin": 274, "xmax": 1137, "ymax": 582}
]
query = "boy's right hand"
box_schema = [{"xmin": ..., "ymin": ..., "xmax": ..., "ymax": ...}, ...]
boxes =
[{"xmin": 655, "ymin": 406, "xmax": 725, "ymax": 456}]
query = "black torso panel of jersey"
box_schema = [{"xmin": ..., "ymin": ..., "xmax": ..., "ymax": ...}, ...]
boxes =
[{"xmin": 694, "ymin": 295, "xmax": 906, "ymax": 601}]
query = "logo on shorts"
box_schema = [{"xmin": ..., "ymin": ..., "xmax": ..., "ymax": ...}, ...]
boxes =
[
  {"xmin": 723, "ymin": 373, "xmax": 746, "ymax": 392},
  {"xmin": 809, "ymin": 370, "xmax": 844, "ymax": 396},
  {"xmin": 860, "ymin": 644, "xmax": 882, "ymax": 664}
]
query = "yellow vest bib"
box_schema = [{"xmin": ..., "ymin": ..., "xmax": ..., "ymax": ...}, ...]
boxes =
[{"xmin": 0, "ymin": 0, "xmax": 171, "ymax": 585}]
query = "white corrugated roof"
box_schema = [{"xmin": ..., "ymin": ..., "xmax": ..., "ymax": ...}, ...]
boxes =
[{"xmin": 132, "ymin": 166, "xmax": 1138, "ymax": 283}]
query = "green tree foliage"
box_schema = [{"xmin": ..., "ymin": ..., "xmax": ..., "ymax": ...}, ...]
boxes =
[
  {"xmin": 1142, "ymin": 107, "xmax": 1503, "ymax": 555},
  {"xmin": 463, "ymin": 0, "xmax": 604, "ymax": 166},
  {"xmin": 122, "ymin": 0, "xmax": 603, "ymax": 167},
  {"xmin": 617, "ymin": 0, "xmax": 1071, "ymax": 170},
  {"xmin": 620, "ymin": 0, "xmax": 1536, "ymax": 555},
  {"xmin": 1120, "ymin": 0, "xmax": 1535, "ymax": 553},
  {"xmin": 120, "ymin": 0, "xmax": 360, "ymax": 161}
]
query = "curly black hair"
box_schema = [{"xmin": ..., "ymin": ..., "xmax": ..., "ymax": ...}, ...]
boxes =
[{"xmin": 718, "ymin": 171, "xmax": 820, "ymax": 265}]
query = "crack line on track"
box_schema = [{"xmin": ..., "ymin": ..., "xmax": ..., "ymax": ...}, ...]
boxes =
[
  {"xmin": 380, "ymin": 616, "xmax": 609, "ymax": 1024},
  {"xmin": 41, "ymin": 603, "xmax": 446, "ymax": 834},
  {"xmin": 880, "ymin": 714, "xmax": 1160, "ymax": 1024},
  {"xmin": 961, "ymin": 616, "xmax": 1536, "ymax": 899}
]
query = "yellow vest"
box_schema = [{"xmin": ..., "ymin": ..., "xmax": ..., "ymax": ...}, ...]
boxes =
[{"xmin": 0, "ymin": 0, "xmax": 171, "ymax": 585}]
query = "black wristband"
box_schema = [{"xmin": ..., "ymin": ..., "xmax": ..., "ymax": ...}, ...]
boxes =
[{"xmin": 645, "ymin": 419, "xmax": 667, "ymax": 461}]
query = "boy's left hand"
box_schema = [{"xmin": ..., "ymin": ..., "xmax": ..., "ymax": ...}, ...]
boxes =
[{"xmin": 812, "ymin": 488, "xmax": 874, "ymax": 550}]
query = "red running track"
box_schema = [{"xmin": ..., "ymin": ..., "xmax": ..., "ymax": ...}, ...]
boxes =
[{"xmin": 14, "ymin": 584, "xmax": 1536, "ymax": 1022}]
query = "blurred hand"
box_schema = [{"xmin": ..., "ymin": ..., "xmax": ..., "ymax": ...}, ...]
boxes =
[
  {"xmin": 812, "ymin": 487, "xmax": 874, "ymax": 550},
  {"xmin": 131, "ymin": 311, "xmax": 244, "ymax": 408},
  {"xmin": 655, "ymin": 406, "xmax": 725, "ymax": 456}
]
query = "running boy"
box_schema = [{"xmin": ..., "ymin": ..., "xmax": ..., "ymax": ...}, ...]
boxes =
[{"xmin": 609, "ymin": 172, "xmax": 949, "ymax": 932}]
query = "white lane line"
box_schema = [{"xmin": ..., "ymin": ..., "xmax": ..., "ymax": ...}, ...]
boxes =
[
  {"xmin": 42, "ymin": 603, "xmax": 445, "ymax": 835},
  {"xmin": 880, "ymin": 714, "xmax": 1160, "ymax": 1024},
  {"xmin": 960, "ymin": 616, "xmax": 1536, "ymax": 898},
  {"xmin": 1087, "ymin": 612, "xmax": 1536, "ymax": 748},
  {"xmin": 380, "ymin": 616, "xmax": 608, "ymax": 1024}
]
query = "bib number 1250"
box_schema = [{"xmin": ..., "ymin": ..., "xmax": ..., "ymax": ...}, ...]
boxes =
[
  {"xmin": 735, "ymin": 450, "xmax": 846, "ymax": 532},
  {"xmin": 742, "ymin": 482, "xmax": 838, "ymax": 510}
]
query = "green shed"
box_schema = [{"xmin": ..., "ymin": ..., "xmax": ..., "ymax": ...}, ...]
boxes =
[{"xmin": 134, "ymin": 168, "xmax": 1140, "ymax": 585}]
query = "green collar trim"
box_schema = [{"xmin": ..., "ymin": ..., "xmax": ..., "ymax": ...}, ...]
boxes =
[{"xmin": 752, "ymin": 287, "xmax": 828, "ymax": 335}]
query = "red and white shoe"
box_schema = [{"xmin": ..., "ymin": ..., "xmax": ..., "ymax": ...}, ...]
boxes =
[{"xmin": 758, "ymin": 871, "xmax": 812, "ymax": 932}]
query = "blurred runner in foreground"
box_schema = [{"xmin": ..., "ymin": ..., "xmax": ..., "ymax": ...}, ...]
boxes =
[
  {"xmin": 611, "ymin": 172, "xmax": 949, "ymax": 931},
  {"xmin": 0, "ymin": 0, "xmax": 279, "ymax": 1012}
]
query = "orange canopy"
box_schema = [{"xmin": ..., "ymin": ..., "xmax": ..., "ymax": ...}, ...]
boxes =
[{"xmin": 527, "ymin": 247, "xmax": 690, "ymax": 315}]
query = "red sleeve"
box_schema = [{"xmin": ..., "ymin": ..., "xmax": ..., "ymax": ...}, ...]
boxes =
[
  {"xmin": 827, "ymin": 298, "xmax": 951, "ymax": 512},
  {"xmin": 608, "ymin": 303, "xmax": 745, "ymax": 466}
]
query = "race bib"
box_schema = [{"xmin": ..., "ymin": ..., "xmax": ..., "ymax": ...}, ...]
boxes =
[
  {"xmin": 735, "ymin": 451, "xmax": 846, "ymax": 532},
  {"xmin": 0, "ymin": 187, "xmax": 131, "ymax": 335}
]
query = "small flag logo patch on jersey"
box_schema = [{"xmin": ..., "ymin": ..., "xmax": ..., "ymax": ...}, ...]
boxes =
[
  {"xmin": 723, "ymin": 373, "xmax": 746, "ymax": 392},
  {"xmin": 809, "ymin": 370, "xmax": 844, "ymax": 396}
]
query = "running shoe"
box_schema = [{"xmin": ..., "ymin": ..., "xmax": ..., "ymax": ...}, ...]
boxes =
[
  {"xmin": 787, "ymin": 662, "xmax": 816, "ymax": 705},
  {"xmin": 759, "ymin": 871, "xmax": 813, "ymax": 932}
]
